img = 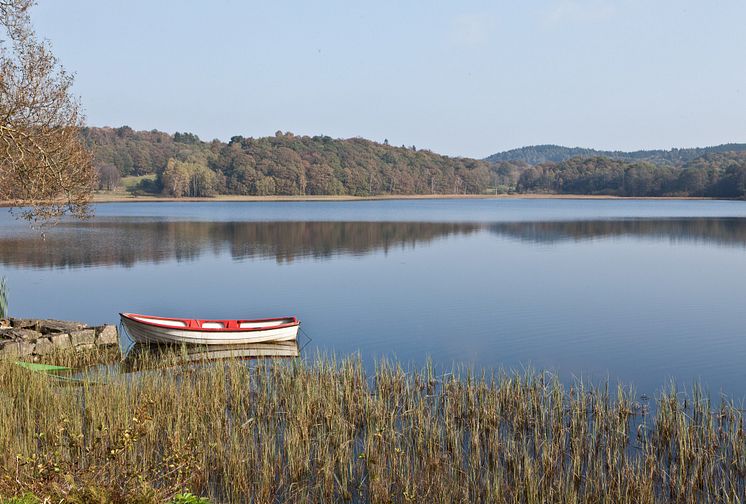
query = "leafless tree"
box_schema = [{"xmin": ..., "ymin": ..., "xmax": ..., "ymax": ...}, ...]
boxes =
[
  {"xmin": 96, "ymin": 163, "xmax": 120, "ymax": 190},
  {"xmin": 0, "ymin": 0, "xmax": 95, "ymax": 224}
]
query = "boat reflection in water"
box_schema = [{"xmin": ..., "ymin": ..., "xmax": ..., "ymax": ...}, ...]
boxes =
[{"xmin": 121, "ymin": 341, "xmax": 300, "ymax": 372}]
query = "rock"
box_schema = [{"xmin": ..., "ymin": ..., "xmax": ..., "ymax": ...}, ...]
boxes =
[
  {"xmin": 10, "ymin": 318, "xmax": 40, "ymax": 330},
  {"xmin": 49, "ymin": 333, "xmax": 71, "ymax": 349},
  {"xmin": 0, "ymin": 319, "xmax": 10, "ymax": 329},
  {"xmin": 0, "ymin": 339, "xmax": 13, "ymax": 356},
  {"xmin": 39, "ymin": 320, "xmax": 87, "ymax": 335},
  {"xmin": 0, "ymin": 328, "xmax": 43, "ymax": 341},
  {"xmin": 96, "ymin": 325, "xmax": 119, "ymax": 346},
  {"xmin": 33, "ymin": 337, "xmax": 56, "ymax": 355},
  {"xmin": 70, "ymin": 329, "xmax": 96, "ymax": 347},
  {"xmin": 0, "ymin": 319, "xmax": 120, "ymax": 356},
  {"xmin": 0, "ymin": 339, "xmax": 35, "ymax": 358}
]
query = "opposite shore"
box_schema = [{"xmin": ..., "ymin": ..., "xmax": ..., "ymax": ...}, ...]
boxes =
[
  {"xmin": 88, "ymin": 193, "xmax": 723, "ymax": 204},
  {"xmin": 0, "ymin": 193, "xmax": 728, "ymax": 209}
]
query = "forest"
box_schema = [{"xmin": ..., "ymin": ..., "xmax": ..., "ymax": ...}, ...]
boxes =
[
  {"xmin": 515, "ymin": 154, "xmax": 746, "ymax": 197},
  {"xmin": 486, "ymin": 143, "xmax": 746, "ymax": 165},
  {"xmin": 82, "ymin": 127, "xmax": 746, "ymax": 199},
  {"xmin": 82, "ymin": 127, "xmax": 518, "ymax": 197}
]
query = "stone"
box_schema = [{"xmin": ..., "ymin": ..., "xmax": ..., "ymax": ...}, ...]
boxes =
[
  {"xmin": 0, "ymin": 328, "xmax": 43, "ymax": 341},
  {"xmin": 0, "ymin": 319, "xmax": 10, "ymax": 329},
  {"xmin": 33, "ymin": 337, "xmax": 56, "ymax": 355},
  {"xmin": 0, "ymin": 339, "xmax": 34, "ymax": 358},
  {"xmin": 49, "ymin": 333, "xmax": 71, "ymax": 349},
  {"xmin": 70, "ymin": 329, "xmax": 95, "ymax": 347},
  {"xmin": 10, "ymin": 318, "xmax": 39, "ymax": 330},
  {"xmin": 0, "ymin": 339, "xmax": 14, "ymax": 356},
  {"xmin": 96, "ymin": 325, "xmax": 119, "ymax": 346},
  {"xmin": 39, "ymin": 320, "xmax": 87, "ymax": 335}
]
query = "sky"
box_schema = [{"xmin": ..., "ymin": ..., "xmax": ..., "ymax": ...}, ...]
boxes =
[{"xmin": 32, "ymin": 0, "xmax": 746, "ymax": 158}]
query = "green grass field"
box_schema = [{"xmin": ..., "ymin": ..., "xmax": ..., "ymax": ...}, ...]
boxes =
[{"xmin": 120, "ymin": 174, "xmax": 158, "ymax": 193}]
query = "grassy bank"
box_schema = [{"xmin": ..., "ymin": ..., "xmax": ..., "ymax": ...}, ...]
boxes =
[
  {"xmin": 1, "ymin": 350, "xmax": 745, "ymax": 503},
  {"xmin": 89, "ymin": 193, "xmax": 718, "ymax": 204},
  {"xmin": 0, "ymin": 193, "xmax": 721, "ymax": 209}
]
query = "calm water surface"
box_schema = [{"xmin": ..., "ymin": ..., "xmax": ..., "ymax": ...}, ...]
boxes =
[{"xmin": 3, "ymin": 199, "xmax": 746, "ymax": 397}]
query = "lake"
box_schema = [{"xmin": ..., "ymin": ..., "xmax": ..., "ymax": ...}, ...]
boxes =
[{"xmin": 2, "ymin": 199, "xmax": 746, "ymax": 398}]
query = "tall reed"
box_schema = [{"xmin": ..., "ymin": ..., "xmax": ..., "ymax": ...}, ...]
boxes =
[
  {"xmin": 1, "ymin": 349, "xmax": 744, "ymax": 503},
  {"xmin": 0, "ymin": 277, "xmax": 8, "ymax": 319}
]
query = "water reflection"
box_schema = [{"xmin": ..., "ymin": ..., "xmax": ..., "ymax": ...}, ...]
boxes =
[
  {"xmin": 0, "ymin": 220, "xmax": 481, "ymax": 269},
  {"xmin": 488, "ymin": 218, "xmax": 746, "ymax": 247},
  {"xmin": 121, "ymin": 341, "xmax": 300, "ymax": 372},
  {"xmin": 1, "ymin": 218, "xmax": 745, "ymax": 270}
]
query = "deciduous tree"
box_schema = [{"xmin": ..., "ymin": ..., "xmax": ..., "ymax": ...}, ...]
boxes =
[
  {"xmin": 0, "ymin": 0, "xmax": 95, "ymax": 223},
  {"xmin": 96, "ymin": 164, "xmax": 120, "ymax": 191}
]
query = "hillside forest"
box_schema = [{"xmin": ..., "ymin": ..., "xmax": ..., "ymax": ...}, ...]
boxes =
[{"xmin": 83, "ymin": 127, "xmax": 746, "ymax": 199}]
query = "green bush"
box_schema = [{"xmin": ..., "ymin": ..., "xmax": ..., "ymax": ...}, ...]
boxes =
[
  {"xmin": 2, "ymin": 494, "xmax": 40, "ymax": 504},
  {"xmin": 170, "ymin": 493, "xmax": 209, "ymax": 504}
]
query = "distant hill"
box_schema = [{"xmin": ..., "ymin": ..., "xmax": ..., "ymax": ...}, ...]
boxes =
[
  {"xmin": 82, "ymin": 126, "xmax": 746, "ymax": 199},
  {"xmin": 82, "ymin": 126, "xmax": 500, "ymax": 197},
  {"xmin": 485, "ymin": 143, "xmax": 746, "ymax": 166}
]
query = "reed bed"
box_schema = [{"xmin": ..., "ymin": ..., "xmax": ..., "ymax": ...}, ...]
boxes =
[{"xmin": 1, "ymin": 349, "xmax": 745, "ymax": 503}]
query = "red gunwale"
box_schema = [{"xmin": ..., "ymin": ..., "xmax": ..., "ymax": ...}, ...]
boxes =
[{"xmin": 120, "ymin": 312, "xmax": 300, "ymax": 333}]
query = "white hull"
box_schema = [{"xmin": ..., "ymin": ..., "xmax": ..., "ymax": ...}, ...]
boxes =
[{"xmin": 122, "ymin": 317, "xmax": 299, "ymax": 345}]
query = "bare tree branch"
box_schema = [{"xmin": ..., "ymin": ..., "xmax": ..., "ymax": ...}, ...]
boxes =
[{"xmin": 0, "ymin": 0, "xmax": 95, "ymax": 225}]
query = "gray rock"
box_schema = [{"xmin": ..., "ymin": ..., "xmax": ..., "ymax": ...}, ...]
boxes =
[
  {"xmin": 96, "ymin": 325, "xmax": 119, "ymax": 346},
  {"xmin": 39, "ymin": 320, "xmax": 87, "ymax": 335},
  {"xmin": 49, "ymin": 333, "xmax": 71, "ymax": 349},
  {"xmin": 0, "ymin": 340, "xmax": 35, "ymax": 358},
  {"xmin": 33, "ymin": 337, "xmax": 56, "ymax": 355},
  {"xmin": 70, "ymin": 329, "xmax": 96, "ymax": 347},
  {"xmin": 0, "ymin": 328, "xmax": 43, "ymax": 341},
  {"xmin": 0, "ymin": 339, "xmax": 13, "ymax": 353},
  {"xmin": 10, "ymin": 318, "xmax": 40, "ymax": 330}
]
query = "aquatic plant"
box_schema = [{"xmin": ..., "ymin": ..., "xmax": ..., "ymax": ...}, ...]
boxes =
[
  {"xmin": 0, "ymin": 277, "xmax": 7, "ymax": 319},
  {"xmin": 170, "ymin": 492, "xmax": 210, "ymax": 504},
  {"xmin": 0, "ymin": 348, "xmax": 745, "ymax": 503}
]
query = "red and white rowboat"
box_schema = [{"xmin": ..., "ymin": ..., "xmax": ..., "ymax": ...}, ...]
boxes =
[{"xmin": 120, "ymin": 312, "xmax": 300, "ymax": 345}]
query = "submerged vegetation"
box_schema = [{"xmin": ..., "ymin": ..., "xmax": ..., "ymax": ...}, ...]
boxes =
[{"xmin": 2, "ymin": 349, "xmax": 745, "ymax": 503}]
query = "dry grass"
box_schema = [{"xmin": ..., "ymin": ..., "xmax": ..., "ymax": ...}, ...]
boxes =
[{"xmin": 1, "ymin": 349, "xmax": 745, "ymax": 503}]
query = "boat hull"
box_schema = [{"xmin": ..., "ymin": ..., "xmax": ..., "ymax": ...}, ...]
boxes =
[{"xmin": 120, "ymin": 313, "xmax": 299, "ymax": 345}]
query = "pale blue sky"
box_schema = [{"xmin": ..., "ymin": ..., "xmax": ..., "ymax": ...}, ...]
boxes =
[{"xmin": 33, "ymin": 0, "xmax": 746, "ymax": 157}]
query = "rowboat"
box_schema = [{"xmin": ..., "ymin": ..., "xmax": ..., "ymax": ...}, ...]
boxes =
[{"xmin": 119, "ymin": 312, "xmax": 300, "ymax": 345}]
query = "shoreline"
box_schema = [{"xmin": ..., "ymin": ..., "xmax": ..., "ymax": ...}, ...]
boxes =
[
  {"xmin": 0, "ymin": 193, "xmax": 730, "ymax": 209},
  {"xmin": 83, "ymin": 193, "xmax": 725, "ymax": 204}
]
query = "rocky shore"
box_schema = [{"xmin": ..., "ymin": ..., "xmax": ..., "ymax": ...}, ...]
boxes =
[{"xmin": 0, "ymin": 318, "xmax": 119, "ymax": 358}]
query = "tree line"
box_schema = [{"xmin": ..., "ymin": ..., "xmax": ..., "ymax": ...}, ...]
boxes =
[
  {"xmin": 516, "ymin": 154, "xmax": 746, "ymax": 198},
  {"xmin": 487, "ymin": 143, "xmax": 746, "ymax": 165},
  {"xmin": 83, "ymin": 126, "xmax": 746, "ymax": 199},
  {"xmin": 82, "ymin": 126, "xmax": 521, "ymax": 197}
]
